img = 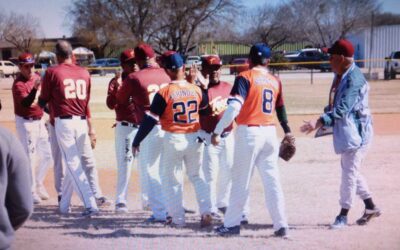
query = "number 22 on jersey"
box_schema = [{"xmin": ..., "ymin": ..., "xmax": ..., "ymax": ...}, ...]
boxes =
[
  {"xmin": 173, "ymin": 100, "xmax": 198, "ymax": 124},
  {"xmin": 63, "ymin": 79, "xmax": 87, "ymax": 100}
]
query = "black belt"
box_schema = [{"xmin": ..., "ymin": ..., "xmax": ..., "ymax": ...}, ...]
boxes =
[
  {"xmin": 59, "ymin": 115, "xmax": 86, "ymax": 120},
  {"xmin": 22, "ymin": 116, "xmax": 41, "ymax": 121},
  {"xmin": 121, "ymin": 121, "xmax": 139, "ymax": 128}
]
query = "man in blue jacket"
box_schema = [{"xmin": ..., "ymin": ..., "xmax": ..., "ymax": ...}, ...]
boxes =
[{"xmin": 300, "ymin": 39, "xmax": 380, "ymax": 229}]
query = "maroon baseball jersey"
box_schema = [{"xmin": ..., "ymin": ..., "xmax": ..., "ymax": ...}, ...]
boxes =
[
  {"xmin": 106, "ymin": 74, "xmax": 137, "ymax": 123},
  {"xmin": 12, "ymin": 73, "xmax": 43, "ymax": 118},
  {"xmin": 40, "ymin": 63, "xmax": 91, "ymax": 117},
  {"xmin": 116, "ymin": 66, "xmax": 170, "ymax": 124},
  {"xmin": 200, "ymin": 81, "xmax": 233, "ymax": 134}
]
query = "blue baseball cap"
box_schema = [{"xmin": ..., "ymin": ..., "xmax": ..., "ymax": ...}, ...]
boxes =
[
  {"xmin": 164, "ymin": 52, "xmax": 184, "ymax": 70},
  {"xmin": 249, "ymin": 43, "xmax": 271, "ymax": 61}
]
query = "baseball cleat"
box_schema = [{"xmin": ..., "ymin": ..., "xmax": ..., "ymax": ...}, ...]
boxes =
[
  {"xmin": 96, "ymin": 196, "xmax": 113, "ymax": 207},
  {"xmin": 218, "ymin": 207, "xmax": 227, "ymax": 214},
  {"xmin": 81, "ymin": 207, "xmax": 99, "ymax": 217},
  {"xmin": 37, "ymin": 186, "xmax": 50, "ymax": 200},
  {"xmin": 215, "ymin": 225, "xmax": 240, "ymax": 236},
  {"xmin": 356, "ymin": 208, "xmax": 381, "ymax": 225},
  {"xmin": 274, "ymin": 227, "xmax": 289, "ymax": 239},
  {"xmin": 145, "ymin": 215, "xmax": 166, "ymax": 223},
  {"xmin": 32, "ymin": 193, "xmax": 41, "ymax": 205},
  {"xmin": 240, "ymin": 215, "xmax": 249, "ymax": 225},
  {"xmin": 115, "ymin": 203, "xmax": 128, "ymax": 214},
  {"xmin": 184, "ymin": 207, "xmax": 196, "ymax": 214},
  {"xmin": 165, "ymin": 216, "xmax": 186, "ymax": 228},
  {"xmin": 200, "ymin": 214, "xmax": 213, "ymax": 228},
  {"xmin": 330, "ymin": 215, "xmax": 348, "ymax": 229}
]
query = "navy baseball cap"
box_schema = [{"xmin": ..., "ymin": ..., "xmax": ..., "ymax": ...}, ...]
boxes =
[
  {"xmin": 164, "ymin": 52, "xmax": 184, "ymax": 70},
  {"xmin": 249, "ymin": 43, "xmax": 271, "ymax": 61}
]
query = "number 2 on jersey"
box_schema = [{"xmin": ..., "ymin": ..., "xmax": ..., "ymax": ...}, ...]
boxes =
[
  {"xmin": 173, "ymin": 100, "xmax": 198, "ymax": 123},
  {"xmin": 64, "ymin": 79, "xmax": 87, "ymax": 100}
]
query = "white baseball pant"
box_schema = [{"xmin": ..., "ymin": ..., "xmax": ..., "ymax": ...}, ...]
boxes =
[
  {"xmin": 223, "ymin": 125, "xmax": 288, "ymax": 230},
  {"xmin": 138, "ymin": 125, "xmax": 166, "ymax": 219},
  {"xmin": 339, "ymin": 146, "xmax": 372, "ymax": 209},
  {"xmin": 55, "ymin": 116, "xmax": 97, "ymax": 212},
  {"xmin": 200, "ymin": 130, "xmax": 249, "ymax": 215},
  {"xmin": 48, "ymin": 122, "xmax": 64, "ymax": 196},
  {"xmin": 115, "ymin": 121, "xmax": 137, "ymax": 205},
  {"xmin": 161, "ymin": 131, "xmax": 211, "ymax": 225},
  {"xmin": 49, "ymin": 123, "xmax": 104, "ymax": 199},
  {"xmin": 15, "ymin": 115, "xmax": 52, "ymax": 195}
]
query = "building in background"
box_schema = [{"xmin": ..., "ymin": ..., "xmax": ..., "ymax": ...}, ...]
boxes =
[{"xmin": 349, "ymin": 24, "xmax": 400, "ymax": 68}]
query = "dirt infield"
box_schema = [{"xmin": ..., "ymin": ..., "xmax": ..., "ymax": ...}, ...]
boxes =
[{"xmin": 1, "ymin": 74, "xmax": 400, "ymax": 250}]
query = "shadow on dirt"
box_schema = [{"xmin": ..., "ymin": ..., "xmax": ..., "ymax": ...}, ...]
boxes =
[{"xmin": 26, "ymin": 205, "xmax": 331, "ymax": 239}]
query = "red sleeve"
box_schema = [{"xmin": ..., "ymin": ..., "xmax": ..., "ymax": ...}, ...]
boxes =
[
  {"xmin": 275, "ymin": 79, "xmax": 285, "ymax": 108},
  {"xmin": 116, "ymin": 77, "xmax": 134, "ymax": 105},
  {"xmin": 39, "ymin": 70, "xmax": 52, "ymax": 102},
  {"xmin": 106, "ymin": 78, "xmax": 118, "ymax": 109},
  {"xmin": 12, "ymin": 82, "xmax": 27, "ymax": 104}
]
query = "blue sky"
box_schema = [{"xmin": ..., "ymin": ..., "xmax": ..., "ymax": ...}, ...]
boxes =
[{"xmin": 0, "ymin": 0, "xmax": 399, "ymax": 38}]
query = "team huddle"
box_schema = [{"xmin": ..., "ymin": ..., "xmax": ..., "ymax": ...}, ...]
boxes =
[{"xmin": 11, "ymin": 39, "xmax": 381, "ymax": 238}]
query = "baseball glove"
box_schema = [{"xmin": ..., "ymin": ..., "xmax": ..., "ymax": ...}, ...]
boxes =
[
  {"xmin": 89, "ymin": 133, "xmax": 97, "ymax": 149},
  {"xmin": 279, "ymin": 134, "xmax": 296, "ymax": 161}
]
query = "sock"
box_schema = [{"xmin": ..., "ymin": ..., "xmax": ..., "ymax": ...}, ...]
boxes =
[
  {"xmin": 339, "ymin": 208, "xmax": 349, "ymax": 216},
  {"xmin": 363, "ymin": 198, "xmax": 375, "ymax": 210}
]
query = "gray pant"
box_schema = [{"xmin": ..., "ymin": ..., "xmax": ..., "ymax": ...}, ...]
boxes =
[{"xmin": 339, "ymin": 146, "xmax": 372, "ymax": 209}]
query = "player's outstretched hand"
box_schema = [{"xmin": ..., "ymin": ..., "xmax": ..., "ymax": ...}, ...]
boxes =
[
  {"xmin": 132, "ymin": 146, "xmax": 140, "ymax": 158},
  {"xmin": 300, "ymin": 119, "xmax": 322, "ymax": 134},
  {"xmin": 211, "ymin": 133, "xmax": 221, "ymax": 146}
]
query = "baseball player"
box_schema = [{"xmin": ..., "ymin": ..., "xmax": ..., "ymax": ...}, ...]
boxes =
[
  {"xmin": 212, "ymin": 43, "xmax": 292, "ymax": 237},
  {"xmin": 11, "ymin": 52, "xmax": 53, "ymax": 205},
  {"xmin": 116, "ymin": 43, "xmax": 170, "ymax": 221},
  {"xmin": 38, "ymin": 40, "xmax": 98, "ymax": 217},
  {"xmin": 106, "ymin": 48, "xmax": 139, "ymax": 213},
  {"xmin": 198, "ymin": 55, "xmax": 250, "ymax": 222},
  {"xmin": 300, "ymin": 39, "xmax": 380, "ymax": 229},
  {"xmin": 47, "ymin": 110, "xmax": 112, "ymax": 207},
  {"xmin": 132, "ymin": 52, "xmax": 213, "ymax": 228}
]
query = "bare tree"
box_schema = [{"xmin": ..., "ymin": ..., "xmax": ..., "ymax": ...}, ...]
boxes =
[
  {"xmin": 0, "ymin": 12, "xmax": 43, "ymax": 52},
  {"xmin": 241, "ymin": 2, "xmax": 298, "ymax": 49},
  {"xmin": 150, "ymin": 0, "xmax": 238, "ymax": 55}
]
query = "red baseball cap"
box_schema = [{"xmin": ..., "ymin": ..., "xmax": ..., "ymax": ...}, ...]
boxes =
[
  {"xmin": 323, "ymin": 39, "xmax": 354, "ymax": 57},
  {"xmin": 202, "ymin": 55, "xmax": 222, "ymax": 69},
  {"xmin": 120, "ymin": 48, "xmax": 135, "ymax": 63},
  {"xmin": 18, "ymin": 52, "xmax": 35, "ymax": 65},
  {"xmin": 134, "ymin": 43, "xmax": 155, "ymax": 61}
]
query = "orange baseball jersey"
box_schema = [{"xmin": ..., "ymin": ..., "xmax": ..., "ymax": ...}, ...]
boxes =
[
  {"xmin": 229, "ymin": 68, "xmax": 284, "ymax": 126},
  {"xmin": 149, "ymin": 81, "xmax": 208, "ymax": 133}
]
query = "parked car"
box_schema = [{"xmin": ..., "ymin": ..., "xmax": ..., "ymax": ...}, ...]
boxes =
[
  {"xmin": 88, "ymin": 58, "xmax": 120, "ymax": 76},
  {"xmin": 384, "ymin": 51, "xmax": 400, "ymax": 80},
  {"xmin": 284, "ymin": 48, "xmax": 331, "ymax": 72},
  {"xmin": 230, "ymin": 58, "xmax": 249, "ymax": 75},
  {"xmin": 0, "ymin": 60, "xmax": 19, "ymax": 77},
  {"xmin": 185, "ymin": 56, "xmax": 202, "ymax": 69}
]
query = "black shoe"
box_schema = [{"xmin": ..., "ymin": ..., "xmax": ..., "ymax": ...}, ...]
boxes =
[
  {"xmin": 184, "ymin": 207, "xmax": 196, "ymax": 214},
  {"xmin": 240, "ymin": 215, "xmax": 248, "ymax": 225},
  {"xmin": 96, "ymin": 197, "xmax": 112, "ymax": 207},
  {"xmin": 356, "ymin": 208, "xmax": 381, "ymax": 225},
  {"xmin": 218, "ymin": 207, "xmax": 227, "ymax": 214},
  {"xmin": 274, "ymin": 227, "xmax": 289, "ymax": 238},
  {"xmin": 145, "ymin": 215, "xmax": 166, "ymax": 223},
  {"xmin": 215, "ymin": 225, "xmax": 240, "ymax": 236},
  {"xmin": 57, "ymin": 195, "xmax": 62, "ymax": 204},
  {"xmin": 81, "ymin": 207, "xmax": 99, "ymax": 217}
]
